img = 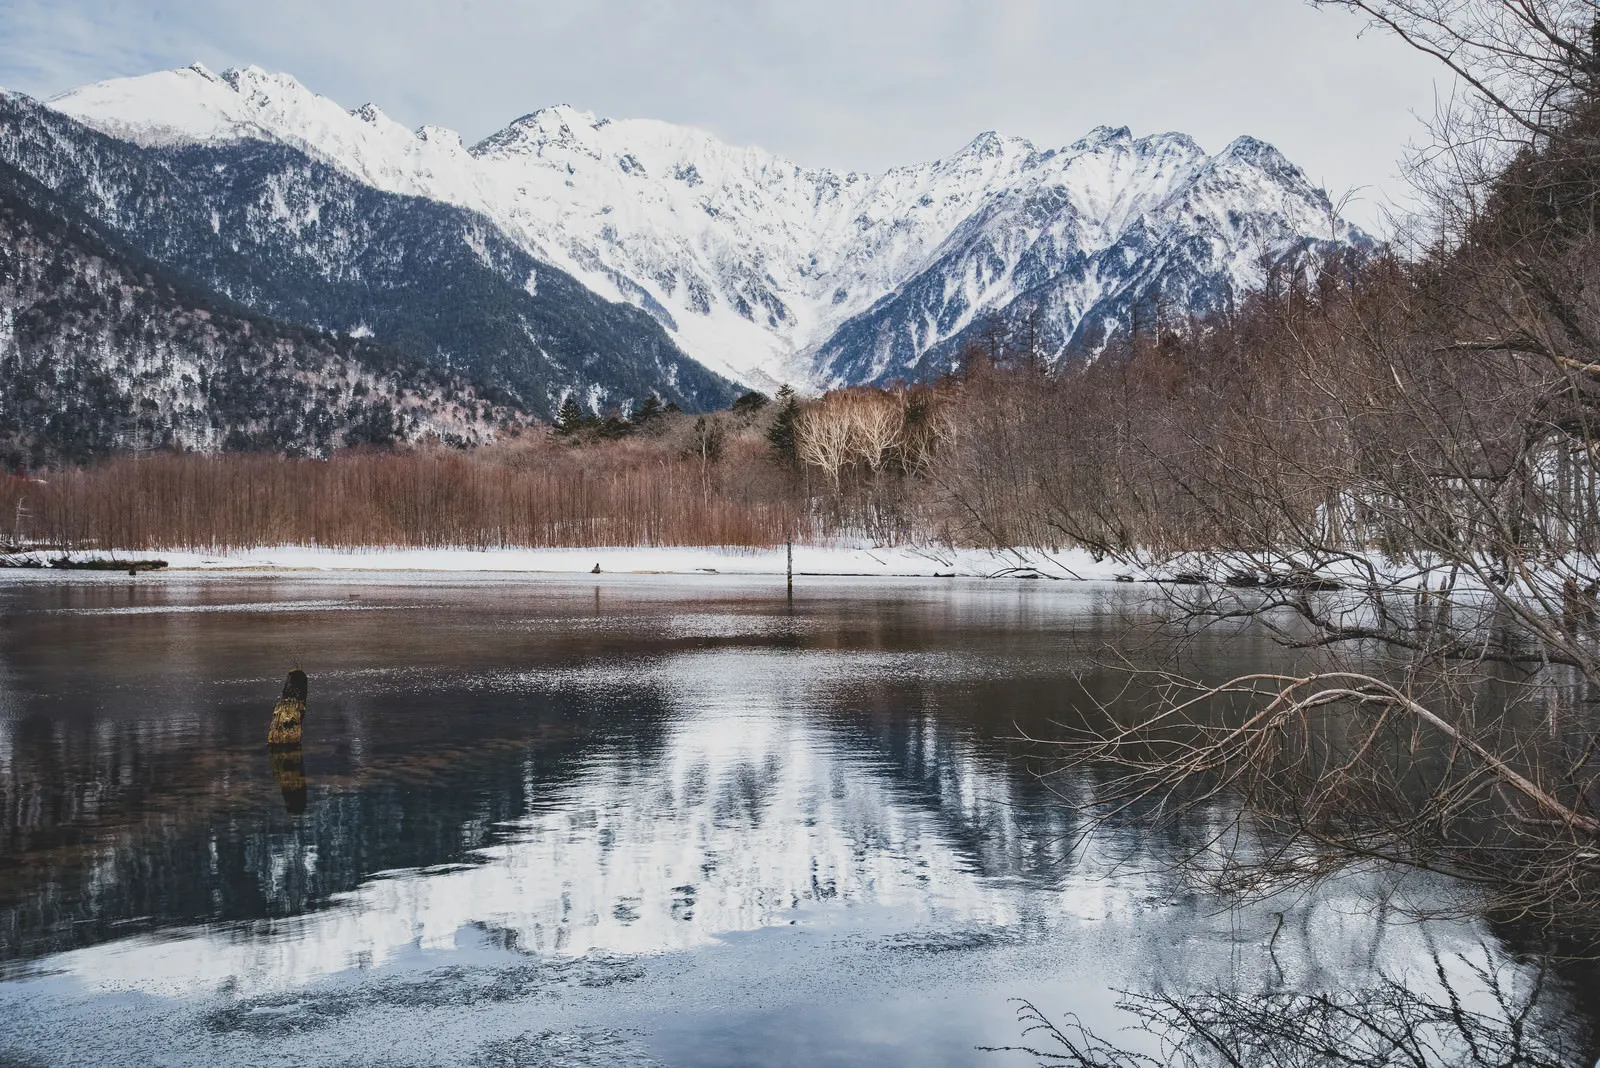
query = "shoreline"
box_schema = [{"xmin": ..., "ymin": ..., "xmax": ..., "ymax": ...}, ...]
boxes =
[
  {"xmin": 3, "ymin": 545, "xmax": 1527, "ymax": 597},
  {"xmin": 0, "ymin": 544, "xmax": 1130, "ymax": 581}
]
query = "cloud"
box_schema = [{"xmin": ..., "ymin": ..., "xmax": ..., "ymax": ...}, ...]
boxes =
[{"xmin": 0, "ymin": 0, "xmax": 1439, "ymax": 229}]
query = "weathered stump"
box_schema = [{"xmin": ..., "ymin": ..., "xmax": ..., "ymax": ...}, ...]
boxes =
[{"xmin": 267, "ymin": 669, "xmax": 308, "ymax": 747}]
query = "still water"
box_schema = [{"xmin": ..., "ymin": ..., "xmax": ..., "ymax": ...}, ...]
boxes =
[{"xmin": 0, "ymin": 572, "xmax": 1587, "ymax": 1065}]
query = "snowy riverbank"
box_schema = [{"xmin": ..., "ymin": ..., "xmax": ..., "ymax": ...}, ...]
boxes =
[
  {"xmin": 1, "ymin": 544, "xmax": 1132, "ymax": 580},
  {"xmin": 3, "ymin": 545, "xmax": 1561, "ymax": 601}
]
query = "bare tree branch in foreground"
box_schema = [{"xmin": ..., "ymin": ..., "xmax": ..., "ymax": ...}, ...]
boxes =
[{"xmin": 983, "ymin": 947, "xmax": 1586, "ymax": 1067}]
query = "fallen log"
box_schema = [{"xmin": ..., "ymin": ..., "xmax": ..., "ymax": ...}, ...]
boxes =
[
  {"xmin": 268, "ymin": 669, "xmax": 309, "ymax": 747},
  {"xmin": 49, "ymin": 557, "xmax": 167, "ymax": 572},
  {"xmin": 1260, "ymin": 570, "xmax": 1343, "ymax": 592}
]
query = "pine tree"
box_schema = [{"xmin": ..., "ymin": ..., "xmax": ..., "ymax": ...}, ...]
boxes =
[
  {"xmin": 766, "ymin": 384, "xmax": 801, "ymax": 466},
  {"xmin": 555, "ymin": 394, "xmax": 588, "ymax": 436},
  {"xmin": 633, "ymin": 394, "xmax": 666, "ymax": 427},
  {"xmin": 597, "ymin": 409, "xmax": 634, "ymax": 439}
]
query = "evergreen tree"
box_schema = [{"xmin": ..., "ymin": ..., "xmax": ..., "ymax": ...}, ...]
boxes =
[
  {"xmin": 555, "ymin": 394, "xmax": 588, "ymax": 436},
  {"xmin": 597, "ymin": 409, "xmax": 634, "ymax": 439},
  {"xmin": 731, "ymin": 390, "xmax": 769, "ymax": 416},
  {"xmin": 766, "ymin": 384, "xmax": 801, "ymax": 465},
  {"xmin": 687, "ymin": 415, "xmax": 725, "ymax": 466},
  {"xmin": 633, "ymin": 394, "xmax": 666, "ymax": 427}
]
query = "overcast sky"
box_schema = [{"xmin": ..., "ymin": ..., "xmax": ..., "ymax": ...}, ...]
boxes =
[{"xmin": 0, "ymin": 0, "xmax": 1441, "ymax": 230}]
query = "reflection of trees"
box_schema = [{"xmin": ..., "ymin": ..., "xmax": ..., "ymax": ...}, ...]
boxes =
[
  {"xmin": 989, "ymin": 948, "xmax": 1590, "ymax": 1067},
  {"xmin": 817, "ymin": 660, "xmax": 1268, "ymax": 894},
  {"xmin": 822, "ymin": 677, "xmax": 1081, "ymax": 885},
  {"xmin": 0, "ymin": 687, "xmax": 675, "ymax": 966},
  {"xmin": 2, "ymin": 645, "xmax": 1203, "ymax": 972}
]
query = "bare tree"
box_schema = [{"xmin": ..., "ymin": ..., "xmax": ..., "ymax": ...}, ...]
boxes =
[
  {"xmin": 795, "ymin": 396, "xmax": 855, "ymax": 493},
  {"xmin": 985, "ymin": 946, "xmax": 1586, "ymax": 1067},
  {"xmin": 914, "ymin": 0, "xmax": 1600, "ymax": 948},
  {"xmin": 843, "ymin": 388, "xmax": 907, "ymax": 474},
  {"xmin": 1314, "ymin": 0, "xmax": 1600, "ymax": 244}
]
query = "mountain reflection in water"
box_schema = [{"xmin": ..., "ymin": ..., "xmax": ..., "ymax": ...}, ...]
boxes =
[{"xmin": 0, "ymin": 573, "xmax": 1589, "ymax": 1066}]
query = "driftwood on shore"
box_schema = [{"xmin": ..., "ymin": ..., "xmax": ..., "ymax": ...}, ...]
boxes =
[
  {"xmin": 47, "ymin": 556, "xmax": 168, "ymax": 572},
  {"xmin": 268, "ymin": 670, "xmax": 308, "ymax": 747}
]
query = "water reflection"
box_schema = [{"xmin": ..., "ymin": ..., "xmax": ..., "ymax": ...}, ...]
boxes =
[
  {"xmin": 6, "ymin": 646, "xmax": 1131, "ymax": 989},
  {"xmin": 270, "ymin": 744, "xmax": 307, "ymax": 815},
  {"xmin": 0, "ymin": 574, "xmax": 1590, "ymax": 1065}
]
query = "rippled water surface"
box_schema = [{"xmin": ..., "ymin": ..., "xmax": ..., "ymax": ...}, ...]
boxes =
[{"xmin": 0, "ymin": 572, "xmax": 1587, "ymax": 1065}]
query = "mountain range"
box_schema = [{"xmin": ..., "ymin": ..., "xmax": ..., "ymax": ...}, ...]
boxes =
[{"xmin": 0, "ymin": 62, "xmax": 1367, "ymax": 456}]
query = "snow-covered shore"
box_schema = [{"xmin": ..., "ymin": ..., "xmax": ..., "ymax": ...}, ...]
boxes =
[
  {"xmin": 1, "ymin": 544, "xmax": 1131, "ymax": 580},
  {"xmin": 5, "ymin": 545, "xmax": 1569, "ymax": 604}
]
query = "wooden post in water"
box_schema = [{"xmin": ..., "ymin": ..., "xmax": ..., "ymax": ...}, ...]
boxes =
[
  {"xmin": 786, "ymin": 538, "xmax": 794, "ymax": 599},
  {"xmin": 268, "ymin": 669, "xmax": 308, "ymax": 747}
]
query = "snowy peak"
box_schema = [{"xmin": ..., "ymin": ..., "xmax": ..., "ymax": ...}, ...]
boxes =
[
  {"xmin": 1211, "ymin": 134, "xmax": 1311, "ymax": 190},
  {"xmin": 1218, "ymin": 133, "xmax": 1294, "ymax": 167},
  {"xmin": 1082, "ymin": 124, "xmax": 1133, "ymax": 143},
  {"xmin": 954, "ymin": 130, "xmax": 1035, "ymax": 164},
  {"xmin": 48, "ymin": 63, "xmax": 257, "ymax": 145},
  {"xmin": 50, "ymin": 62, "xmax": 379, "ymax": 152},
  {"xmin": 47, "ymin": 64, "xmax": 1365, "ymax": 389},
  {"xmin": 415, "ymin": 124, "xmax": 463, "ymax": 148},
  {"xmin": 474, "ymin": 104, "xmax": 604, "ymax": 157}
]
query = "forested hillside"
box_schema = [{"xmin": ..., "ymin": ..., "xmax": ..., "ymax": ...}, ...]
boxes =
[{"xmin": 0, "ymin": 160, "xmax": 519, "ymax": 465}]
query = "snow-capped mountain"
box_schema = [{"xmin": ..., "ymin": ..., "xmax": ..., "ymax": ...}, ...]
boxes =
[
  {"xmin": 50, "ymin": 64, "xmax": 1366, "ymax": 389},
  {"xmin": 814, "ymin": 132, "xmax": 1358, "ymax": 383},
  {"xmin": 0, "ymin": 89, "xmax": 737, "ymax": 420}
]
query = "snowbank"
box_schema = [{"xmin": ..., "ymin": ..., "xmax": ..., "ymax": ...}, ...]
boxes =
[
  {"xmin": 9, "ymin": 544, "xmax": 1548, "ymax": 598},
  {"xmin": 5, "ymin": 544, "xmax": 1133, "ymax": 580}
]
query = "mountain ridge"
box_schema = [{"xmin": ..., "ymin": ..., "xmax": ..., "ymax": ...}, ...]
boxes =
[
  {"xmin": 0, "ymin": 87, "xmax": 738, "ymax": 421},
  {"xmin": 51, "ymin": 63, "xmax": 1366, "ymax": 389}
]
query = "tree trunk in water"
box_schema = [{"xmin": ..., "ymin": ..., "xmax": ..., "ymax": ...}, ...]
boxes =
[{"xmin": 268, "ymin": 669, "xmax": 308, "ymax": 746}]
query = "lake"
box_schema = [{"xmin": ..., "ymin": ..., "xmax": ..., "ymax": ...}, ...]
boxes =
[{"xmin": 0, "ymin": 571, "xmax": 1589, "ymax": 1066}]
